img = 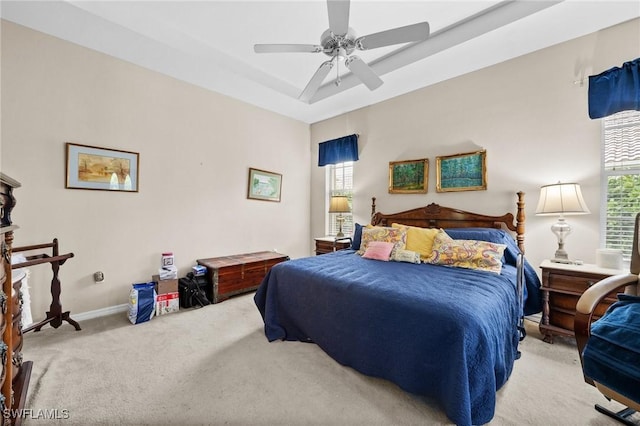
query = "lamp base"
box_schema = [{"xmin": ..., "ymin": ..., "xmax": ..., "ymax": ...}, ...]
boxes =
[
  {"xmin": 336, "ymin": 214, "xmax": 345, "ymax": 239},
  {"xmin": 553, "ymin": 247, "xmax": 569, "ymax": 261},
  {"xmin": 550, "ymin": 219, "xmax": 573, "ymax": 264},
  {"xmin": 550, "ymin": 257, "xmax": 574, "ymax": 264}
]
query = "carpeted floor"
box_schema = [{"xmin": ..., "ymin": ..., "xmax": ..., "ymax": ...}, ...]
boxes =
[{"xmin": 20, "ymin": 293, "xmax": 637, "ymax": 425}]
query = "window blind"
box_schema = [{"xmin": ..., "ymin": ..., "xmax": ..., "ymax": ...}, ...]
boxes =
[
  {"xmin": 603, "ymin": 110, "xmax": 640, "ymax": 259},
  {"xmin": 328, "ymin": 162, "xmax": 354, "ymax": 237}
]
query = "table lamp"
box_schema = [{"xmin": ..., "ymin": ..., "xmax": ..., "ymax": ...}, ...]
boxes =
[
  {"xmin": 329, "ymin": 196, "xmax": 350, "ymax": 237},
  {"xmin": 536, "ymin": 182, "xmax": 590, "ymax": 263}
]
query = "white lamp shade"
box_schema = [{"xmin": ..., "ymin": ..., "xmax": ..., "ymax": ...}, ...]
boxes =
[
  {"xmin": 329, "ymin": 196, "xmax": 350, "ymax": 213},
  {"xmin": 536, "ymin": 182, "xmax": 590, "ymax": 216}
]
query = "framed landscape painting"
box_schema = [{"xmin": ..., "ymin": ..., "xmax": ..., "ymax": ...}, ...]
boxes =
[
  {"xmin": 66, "ymin": 143, "xmax": 139, "ymax": 192},
  {"xmin": 247, "ymin": 167, "xmax": 282, "ymax": 202},
  {"xmin": 388, "ymin": 158, "xmax": 428, "ymax": 194},
  {"xmin": 436, "ymin": 150, "xmax": 487, "ymax": 192}
]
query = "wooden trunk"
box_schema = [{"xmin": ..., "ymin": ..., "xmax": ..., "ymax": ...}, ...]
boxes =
[{"xmin": 197, "ymin": 251, "xmax": 289, "ymax": 303}]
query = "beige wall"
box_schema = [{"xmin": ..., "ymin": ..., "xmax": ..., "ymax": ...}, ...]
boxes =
[
  {"xmin": 0, "ymin": 21, "xmax": 310, "ymax": 317},
  {"xmin": 311, "ymin": 18, "xmax": 640, "ymax": 273},
  {"xmin": 2, "ymin": 17, "xmax": 639, "ymax": 320}
]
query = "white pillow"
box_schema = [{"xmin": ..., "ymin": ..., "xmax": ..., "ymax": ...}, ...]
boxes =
[{"xmin": 391, "ymin": 249, "xmax": 421, "ymax": 264}]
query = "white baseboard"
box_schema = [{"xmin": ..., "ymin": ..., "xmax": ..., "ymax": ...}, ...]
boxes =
[{"xmin": 73, "ymin": 303, "xmax": 128, "ymax": 322}]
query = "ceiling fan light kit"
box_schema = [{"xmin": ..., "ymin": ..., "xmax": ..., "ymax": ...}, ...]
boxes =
[{"xmin": 254, "ymin": 0, "xmax": 430, "ymax": 103}]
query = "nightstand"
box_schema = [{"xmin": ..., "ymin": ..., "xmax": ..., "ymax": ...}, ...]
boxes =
[
  {"xmin": 539, "ymin": 259, "xmax": 626, "ymax": 343},
  {"xmin": 314, "ymin": 237, "xmax": 352, "ymax": 255}
]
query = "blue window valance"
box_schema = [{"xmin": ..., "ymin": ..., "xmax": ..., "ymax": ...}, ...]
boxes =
[
  {"xmin": 589, "ymin": 57, "xmax": 640, "ymax": 119},
  {"xmin": 318, "ymin": 134, "xmax": 359, "ymax": 166}
]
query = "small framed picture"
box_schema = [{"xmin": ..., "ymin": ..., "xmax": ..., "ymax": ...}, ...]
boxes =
[
  {"xmin": 436, "ymin": 150, "xmax": 487, "ymax": 192},
  {"xmin": 247, "ymin": 168, "xmax": 282, "ymax": 202},
  {"xmin": 389, "ymin": 158, "xmax": 428, "ymax": 194},
  {"xmin": 66, "ymin": 143, "xmax": 139, "ymax": 192}
]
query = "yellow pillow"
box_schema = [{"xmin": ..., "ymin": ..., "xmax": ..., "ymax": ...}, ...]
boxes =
[
  {"xmin": 426, "ymin": 229, "xmax": 507, "ymax": 274},
  {"xmin": 391, "ymin": 223, "xmax": 439, "ymax": 260}
]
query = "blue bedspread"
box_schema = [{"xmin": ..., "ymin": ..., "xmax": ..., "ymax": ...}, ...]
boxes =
[{"xmin": 255, "ymin": 247, "xmax": 541, "ymax": 425}]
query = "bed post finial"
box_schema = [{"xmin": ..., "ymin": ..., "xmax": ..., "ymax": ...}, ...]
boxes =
[
  {"xmin": 371, "ymin": 197, "xmax": 377, "ymax": 218},
  {"xmin": 516, "ymin": 191, "xmax": 525, "ymax": 254}
]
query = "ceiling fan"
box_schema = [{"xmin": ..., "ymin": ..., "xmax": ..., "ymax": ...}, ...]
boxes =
[{"xmin": 254, "ymin": 0, "xmax": 430, "ymax": 103}]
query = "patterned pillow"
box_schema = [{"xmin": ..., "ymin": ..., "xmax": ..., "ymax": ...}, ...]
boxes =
[
  {"xmin": 391, "ymin": 249, "xmax": 421, "ymax": 264},
  {"xmin": 362, "ymin": 241, "xmax": 395, "ymax": 261},
  {"xmin": 357, "ymin": 226, "xmax": 407, "ymax": 255},
  {"xmin": 391, "ymin": 223, "xmax": 439, "ymax": 260},
  {"xmin": 426, "ymin": 230, "xmax": 507, "ymax": 274}
]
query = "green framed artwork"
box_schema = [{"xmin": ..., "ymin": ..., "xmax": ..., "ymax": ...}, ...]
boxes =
[
  {"xmin": 388, "ymin": 158, "xmax": 428, "ymax": 194},
  {"xmin": 247, "ymin": 167, "xmax": 282, "ymax": 202},
  {"xmin": 436, "ymin": 150, "xmax": 487, "ymax": 193}
]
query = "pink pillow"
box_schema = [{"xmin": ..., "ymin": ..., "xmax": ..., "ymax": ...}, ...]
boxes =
[{"xmin": 361, "ymin": 241, "xmax": 394, "ymax": 261}]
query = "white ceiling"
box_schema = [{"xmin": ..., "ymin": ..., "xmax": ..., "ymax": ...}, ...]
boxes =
[{"xmin": 2, "ymin": 1, "xmax": 639, "ymax": 123}]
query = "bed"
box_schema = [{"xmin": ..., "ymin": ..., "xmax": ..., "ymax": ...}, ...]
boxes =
[{"xmin": 254, "ymin": 193, "xmax": 542, "ymax": 425}]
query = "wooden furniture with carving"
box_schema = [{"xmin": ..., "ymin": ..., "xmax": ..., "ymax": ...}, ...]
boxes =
[
  {"xmin": 370, "ymin": 193, "xmax": 526, "ymax": 253},
  {"xmin": 314, "ymin": 237, "xmax": 352, "ymax": 255},
  {"xmin": 539, "ymin": 260, "xmax": 623, "ymax": 343},
  {"xmin": 1, "ymin": 172, "xmax": 32, "ymax": 426},
  {"xmin": 13, "ymin": 239, "xmax": 79, "ymax": 333}
]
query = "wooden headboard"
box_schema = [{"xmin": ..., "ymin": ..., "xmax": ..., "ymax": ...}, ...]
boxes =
[{"xmin": 370, "ymin": 192, "xmax": 526, "ymax": 253}]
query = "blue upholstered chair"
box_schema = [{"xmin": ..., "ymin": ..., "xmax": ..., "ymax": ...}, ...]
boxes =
[{"xmin": 575, "ymin": 213, "xmax": 640, "ymax": 424}]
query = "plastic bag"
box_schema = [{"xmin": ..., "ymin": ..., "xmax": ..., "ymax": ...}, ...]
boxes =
[{"xmin": 128, "ymin": 282, "xmax": 156, "ymax": 324}]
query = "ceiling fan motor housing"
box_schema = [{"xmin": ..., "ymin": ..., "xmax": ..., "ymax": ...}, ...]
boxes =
[{"xmin": 321, "ymin": 28, "xmax": 357, "ymax": 58}]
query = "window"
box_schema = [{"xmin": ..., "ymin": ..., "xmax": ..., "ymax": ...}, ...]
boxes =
[
  {"xmin": 602, "ymin": 110, "xmax": 640, "ymax": 260},
  {"xmin": 327, "ymin": 162, "xmax": 353, "ymax": 236}
]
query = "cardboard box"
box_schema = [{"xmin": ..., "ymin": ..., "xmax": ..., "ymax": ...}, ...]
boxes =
[
  {"xmin": 152, "ymin": 274, "xmax": 179, "ymax": 315},
  {"xmin": 153, "ymin": 274, "xmax": 178, "ymax": 293},
  {"xmin": 156, "ymin": 292, "xmax": 179, "ymax": 315}
]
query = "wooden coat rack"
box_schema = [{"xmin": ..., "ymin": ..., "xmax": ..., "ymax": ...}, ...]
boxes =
[{"xmin": 12, "ymin": 238, "xmax": 80, "ymax": 333}]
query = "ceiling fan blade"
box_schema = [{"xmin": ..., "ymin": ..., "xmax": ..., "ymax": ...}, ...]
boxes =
[
  {"xmin": 254, "ymin": 44, "xmax": 323, "ymax": 54},
  {"xmin": 345, "ymin": 56, "xmax": 383, "ymax": 91},
  {"xmin": 356, "ymin": 22, "xmax": 430, "ymax": 50},
  {"xmin": 299, "ymin": 61, "xmax": 335, "ymax": 102},
  {"xmin": 327, "ymin": 0, "xmax": 350, "ymax": 36}
]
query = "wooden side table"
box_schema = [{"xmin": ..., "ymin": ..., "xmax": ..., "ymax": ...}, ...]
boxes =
[
  {"xmin": 314, "ymin": 237, "xmax": 352, "ymax": 255},
  {"xmin": 539, "ymin": 260, "xmax": 626, "ymax": 343}
]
